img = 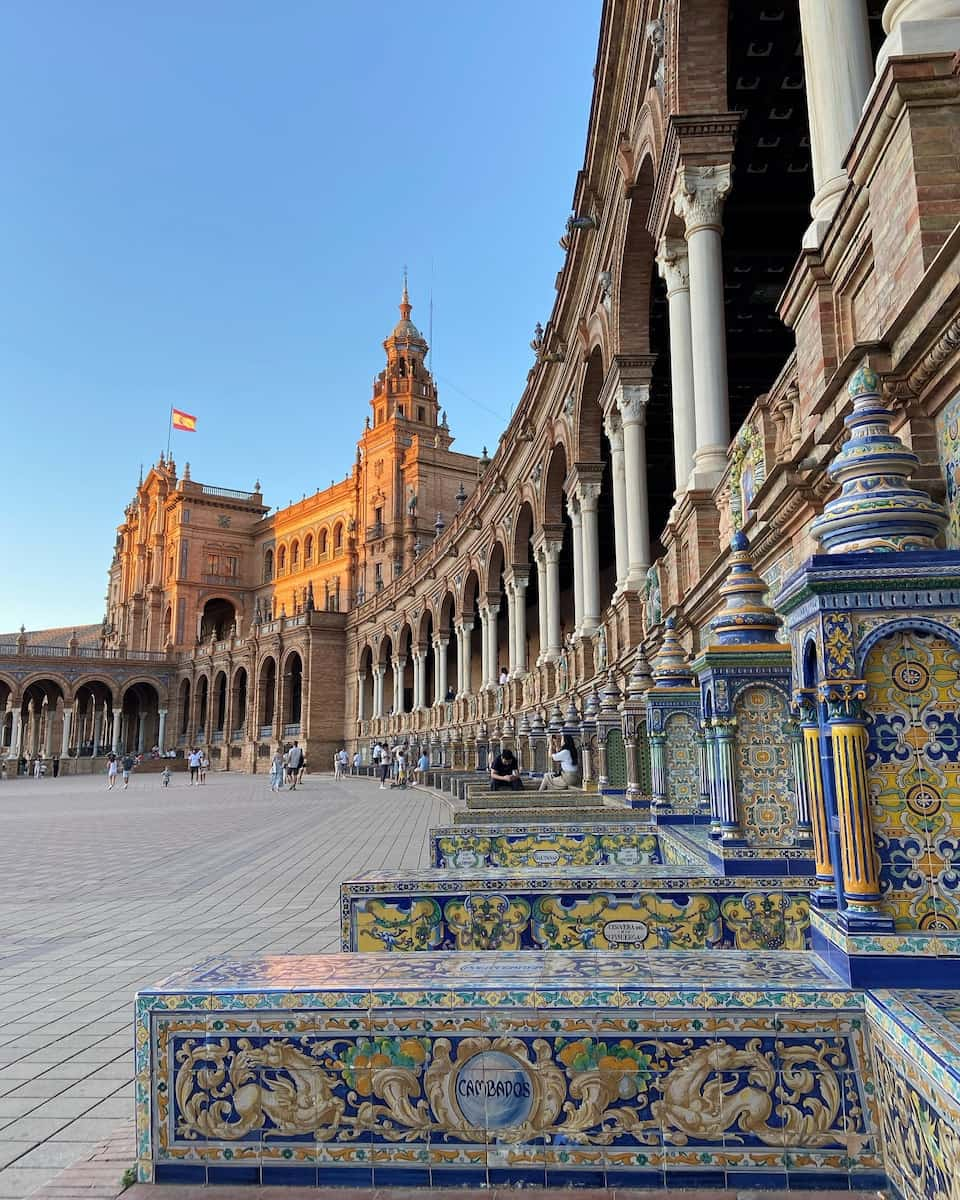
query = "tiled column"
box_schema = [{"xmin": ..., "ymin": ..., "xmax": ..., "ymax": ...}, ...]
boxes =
[
  {"xmin": 711, "ymin": 718, "xmax": 744, "ymax": 843},
  {"xmin": 649, "ymin": 731, "xmax": 667, "ymax": 810},
  {"xmin": 656, "ymin": 238, "xmax": 696, "ymax": 493},
  {"xmin": 674, "ymin": 165, "xmax": 732, "ymax": 489},
  {"xmin": 797, "ymin": 690, "xmax": 836, "ymax": 907}
]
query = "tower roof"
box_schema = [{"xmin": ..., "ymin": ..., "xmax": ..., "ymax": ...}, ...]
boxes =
[{"xmin": 386, "ymin": 276, "xmax": 427, "ymax": 350}]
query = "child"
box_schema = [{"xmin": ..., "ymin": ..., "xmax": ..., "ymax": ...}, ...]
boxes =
[{"xmin": 161, "ymin": 766, "xmax": 172, "ymax": 788}]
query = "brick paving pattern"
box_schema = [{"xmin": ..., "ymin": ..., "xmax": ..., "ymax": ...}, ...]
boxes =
[{"xmin": 0, "ymin": 771, "xmax": 450, "ymax": 1199}]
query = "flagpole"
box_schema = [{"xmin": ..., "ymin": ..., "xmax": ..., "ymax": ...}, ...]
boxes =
[{"xmin": 166, "ymin": 405, "xmax": 173, "ymax": 460}]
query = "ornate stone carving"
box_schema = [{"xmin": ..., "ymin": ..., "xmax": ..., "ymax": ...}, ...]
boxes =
[
  {"xmin": 673, "ymin": 164, "xmax": 732, "ymax": 235},
  {"xmin": 617, "ymin": 383, "xmax": 650, "ymax": 425},
  {"xmin": 656, "ymin": 237, "xmax": 689, "ymax": 294}
]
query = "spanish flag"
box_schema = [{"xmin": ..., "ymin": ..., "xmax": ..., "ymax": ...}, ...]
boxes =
[{"xmin": 171, "ymin": 408, "xmax": 197, "ymax": 433}]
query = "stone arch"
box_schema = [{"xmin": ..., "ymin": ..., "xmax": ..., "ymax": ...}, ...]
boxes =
[
  {"xmin": 162, "ymin": 605, "xmax": 172, "ymax": 646},
  {"xmin": 304, "ymin": 532, "xmax": 314, "ymax": 564},
  {"xmin": 212, "ymin": 670, "xmax": 228, "ymax": 733},
  {"xmin": 120, "ymin": 680, "xmax": 162, "ymax": 753},
  {"xmin": 857, "ymin": 618, "xmax": 960, "ymax": 673},
  {"xmin": 511, "ymin": 501, "xmax": 536, "ymax": 565},
  {"xmin": 257, "ymin": 656, "xmax": 277, "ymax": 731},
  {"xmin": 484, "ymin": 540, "xmax": 506, "ymax": 599},
  {"xmin": 542, "ymin": 443, "xmax": 569, "ymax": 527},
  {"xmin": 277, "ymin": 543, "xmax": 288, "ymax": 574},
  {"xmin": 320, "ymin": 527, "xmax": 330, "ymax": 556},
  {"xmin": 263, "ymin": 547, "xmax": 274, "ymax": 582},
  {"xmin": 177, "ymin": 678, "xmax": 191, "ymax": 738},
  {"xmin": 437, "ymin": 590, "xmax": 457, "ymax": 700},
  {"xmin": 17, "ymin": 670, "xmax": 71, "ymax": 698},
  {"xmin": 459, "ymin": 568, "xmax": 483, "ymax": 694},
  {"xmin": 333, "ymin": 522, "xmax": 344, "ymax": 554},
  {"xmin": 18, "ymin": 677, "xmax": 67, "ymax": 761},
  {"xmin": 282, "ymin": 651, "xmax": 303, "ymax": 727},
  {"xmin": 195, "ymin": 674, "xmax": 209, "ymax": 739},
  {"xmin": 290, "ymin": 539, "xmax": 300, "ymax": 571},
  {"xmin": 460, "ymin": 569, "xmax": 481, "ymax": 621},
  {"xmin": 376, "ymin": 633, "xmax": 393, "ymax": 669},
  {"xmin": 199, "ymin": 597, "xmax": 235, "ymax": 641},
  {"xmin": 231, "ymin": 667, "xmax": 248, "ymax": 733},
  {"xmin": 575, "ymin": 346, "xmax": 606, "ymax": 462},
  {"xmin": 802, "ymin": 637, "xmax": 819, "ymax": 689}
]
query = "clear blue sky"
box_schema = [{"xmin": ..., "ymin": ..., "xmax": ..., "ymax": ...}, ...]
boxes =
[{"xmin": 0, "ymin": 0, "xmax": 599, "ymax": 632}]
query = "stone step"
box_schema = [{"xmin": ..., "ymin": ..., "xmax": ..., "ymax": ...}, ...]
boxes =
[
  {"xmin": 454, "ymin": 804, "xmax": 626, "ymax": 824},
  {"xmin": 466, "ymin": 788, "xmax": 589, "ymax": 809}
]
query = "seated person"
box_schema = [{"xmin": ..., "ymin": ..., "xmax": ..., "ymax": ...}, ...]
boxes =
[
  {"xmin": 489, "ymin": 746, "xmax": 523, "ymax": 791},
  {"xmin": 539, "ymin": 734, "xmax": 582, "ymax": 790}
]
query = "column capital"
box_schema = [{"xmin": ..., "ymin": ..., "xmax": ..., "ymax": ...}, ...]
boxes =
[
  {"xmin": 656, "ymin": 236, "xmax": 690, "ymax": 294},
  {"xmin": 431, "ymin": 636, "xmax": 449, "ymax": 650},
  {"xmin": 617, "ymin": 383, "xmax": 651, "ymax": 426},
  {"xmin": 673, "ymin": 164, "xmax": 732, "ymax": 235},
  {"xmin": 372, "ymin": 664, "xmax": 386, "ymax": 678},
  {"xmin": 506, "ymin": 564, "xmax": 531, "ymax": 589},
  {"xmin": 602, "ymin": 407, "xmax": 624, "ymax": 449},
  {"xmin": 577, "ymin": 479, "xmax": 602, "ymax": 509},
  {"xmin": 392, "ymin": 655, "xmax": 407, "ymax": 669}
]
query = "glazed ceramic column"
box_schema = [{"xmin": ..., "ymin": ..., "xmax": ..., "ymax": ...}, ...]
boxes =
[
  {"xmin": 797, "ymin": 691, "xmax": 837, "ymax": 906},
  {"xmin": 712, "ymin": 718, "xmax": 744, "ymax": 842},
  {"xmin": 60, "ymin": 708, "xmax": 73, "ymax": 759},
  {"xmin": 512, "ymin": 570, "xmax": 529, "ymax": 675},
  {"xmin": 798, "ymin": 0, "xmax": 873, "ymax": 242},
  {"xmin": 787, "ymin": 718, "xmax": 814, "ymax": 847},
  {"xmin": 656, "ymin": 239, "xmax": 696, "ymax": 493},
  {"xmin": 822, "ymin": 682, "xmax": 888, "ymax": 925},
  {"xmin": 544, "ymin": 538, "xmax": 563, "ymax": 659},
  {"xmin": 111, "ymin": 708, "xmax": 122, "ymax": 753},
  {"xmin": 603, "ymin": 410, "xmax": 630, "ymax": 592},
  {"xmin": 568, "ymin": 496, "xmax": 585, "ymax": 633},
  {"xmin": 356, "ymin": 674, "xmax": 366, "ymax": 722},
  {"xmin": 674, "ymin": 165, "xmax": 733, "ymax": 489},
  {"xmin": 696, "ymin": 726, "xmax": 712, "ymax": 815},
  {"xmin": 877, "ymin": 0, "xmax": 960, "ymax": 72},
  {"xmin": 5, "ymin": 708, "xmax": 21, "ymax": 761},
  {"xmin": 534, "ymin": 546, "xmax": 549, "ymax": 664},
  {"xmin": 649, "ymin": 731, "xmax": 667, "ymax": 810},
  {"xmin": 433, "ymin": 639, "xmax": 448, "ymax": 704},
  {"xmin": 157, "ymin": 708, "xmax": 168, "ymax": 751},
  {"xmin": 618, "ymin": 386, "xmax": 651, "ymax": 589},
  {"xmin": 577, "ymin": 480, "xmax": 602, "ymax": 634}
]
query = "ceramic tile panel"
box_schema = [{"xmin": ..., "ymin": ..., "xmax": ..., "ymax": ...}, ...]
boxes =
[{"xmin": 429, "ymin": 823, "xmax": 681, "ymax": 869}]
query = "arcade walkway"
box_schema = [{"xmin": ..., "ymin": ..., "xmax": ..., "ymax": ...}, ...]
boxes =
[{"xmin": 0, "ymin": 772, "xmax": 451, "ymax": 1198}]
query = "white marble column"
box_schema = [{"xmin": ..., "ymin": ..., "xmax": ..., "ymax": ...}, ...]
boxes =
[
  {"xmin": 603, "ymin": 410, "xmax": 630, "ymax": 592},
  {"xmin": 568, "ymin": 496, "xmax": 585, "ymax": 633},
  {"xmin": 483, "ymin": 603, "xmax": 499, "ymax": 687},
  {"xmin": 577, "ymin": 481, "xmax": 602, "ymax": 634},
  {"xmin": 534, "ymin": 547, "xmax": 549, "ymax": 664},
  {"xmin": 511, "ymin": 570, "xmax": 529, "ymax": 675},
  {"xmin": 479, "ymin": 606, "xmax": 491, "ymax": 687},
  {"xmin": 60, "ymin": 708, "xmax": 73, "ymax": 759},
  {"xmin": 356, "ymin": 674, "xmax": 366, "ymax": 721},
  {"xmin": 505, "ymin": 583, "xmax": 518, "ymax": 675},
  {"xmin": 372, "ymin": 666, "xmax": 385, "ymax": 718},
  {"xmin": 544, "ymin": 539, "xmax": 563, "ymax": 658},
  {"xmin": 392, "ymin": 657, "xmax": 406, "ymax": 714},
  {"xmin": 43, "ymin": 704, "xmax": 55, "ymax": 757},
  {"xmin": 6, "ymin": 709, "xmax": 21, "ymax": 760},
  {"xmin": 618, "ymin": 387, "xmax": 651, "ymax": 589},
  {"xmin": 674, "ymin": 164, "xmax": 732, "ymax": 489},
  {"xmin": 433, "ymin": 639, "xmax": 448, "ymax": 704},
  {"xmin": 798, "ymin": 0, "xmax": 873, "ymax": 243},
  {"xmin": 656, "ymin": 238, "xmax": 696, "ymax": 492},
  {"xmin": 878, "ymin": 1, "xmax": 960, "ymax": 72},
  {"xmin": 137, "ymin": 712, "xmax": 147, "ymax": 754},
  {"xmin": 111, "ymin": 708, "xmax": 122, "ymax": 753},
  {"xmin": 158, "ymin": 708, "xmax": 168, "ymax": 750},
  {"xmin": 412, "ymin": 651, "xmax": 426, "ymax": 710}
]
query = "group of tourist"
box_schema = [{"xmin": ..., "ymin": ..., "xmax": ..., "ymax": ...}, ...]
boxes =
[
  {"xmin": 488, "ymin": 734, "xmax": 580, "ymax": 792},
  {"xmin": 269, "ymin": 741, "xmax": 305, "ymax": 792},
  {"xmin": 105, "ymin": 751, "xmax": 137, "ymax": 790}
]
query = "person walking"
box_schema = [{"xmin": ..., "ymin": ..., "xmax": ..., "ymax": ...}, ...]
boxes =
[
  {"xmin": 333, "ymin": 749, "xmax": 343, "ymax": 780},
  {"xmin": 106, "ymin": 752, "xmax": 119, "ymax": 790},
  {"xmin": 269, "ymin": 748, "xmax": 284, "ymax": 793},
  {"xmin": 352, "ymin": 750, "xmax": 361, "ymax": 775},
  {"xmin": 287, "ymin": 741, "xmax": 304, "ymax": 791},
  {"xmin": 391, "ymin": 745, "xmax": 407, "ymax": 790},
  {"xmin": 52, "ymin": 755, "xmax": 60, "ymax": 778},
  {"xmin": 378, "ymin": 747, "xmax": 390, "ymax": 789},
  {"xmin": 199, "ymin": 753, "xmax": 209, "ymax": 784},
  {"xmin": 160, "ymin": 766, "xmax": 172, "ymax": 788},
  {"xmin": 121, "ymin": 752, "xmax": 135, "ymax": 789},
  {"xmin": 188, "ymin": 748, "xmax": 201, "ymax": 786},
  {"xmin": 337, "ymin": 747, "xmax": 349, "ymax": 778}
]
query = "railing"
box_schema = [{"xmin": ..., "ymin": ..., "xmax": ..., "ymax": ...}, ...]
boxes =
[
  {"xmin": 212, "ymin": 731, "xmax": 224, "ymax": 743},
  {"xmin": 231, "ymin": 729, "xmax": 244, "ymax": 741},
  {"xmin": 200, "ymin": 484, "xmax": 259, "ymax": 501},
  {"xmin": 259, "ymin": 725, "xmax": 273, "ymax": 739},
  {"xmin": 366, "ymin": 523, "xmax": 385, "ymax": 541},
  {"xmin": 202, "ymin": 574, "xmax": 239, "ymax": 586},
  {"xmin": 283, "ymin": 723, "xmax": 301, "ymax": 736},
  {"xmin": 195, "ymin": 729, "xmax": 206, "ymax": 742},
  {"xmin": 0, "ymin": 644, "xmax": 169, "ymax": 663}
]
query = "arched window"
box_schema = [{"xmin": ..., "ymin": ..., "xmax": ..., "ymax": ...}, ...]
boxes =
[
  {"xmin": 278, "ymin": 545, "xmax": 287, "ymax": 574},
  {"xmin": 291, "ymin": 540, "xmax": 300, "ymax": 569},
  {"xmin": 263, "ymin": 549, "xmax": 274, "ymax": 582},
  {"xmin": 320, "ymin": 529, "xmax": 329, "ymax": 555},
  {"xmin": 334, "ymin": 523, "xmax": 343, "ymax": 553},
  {"xmin": 305, "ymin": 534, "xmax": 314, "ymax": 563}
]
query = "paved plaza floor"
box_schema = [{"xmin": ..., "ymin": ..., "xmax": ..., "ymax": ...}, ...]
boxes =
[{"xmin": 0, "ymin": 770, "xmax": 452, "ymax": 1199}]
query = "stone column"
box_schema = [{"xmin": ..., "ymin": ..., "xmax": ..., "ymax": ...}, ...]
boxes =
[
  {"xmin": 544, "ymin": 538, "xmax": 563, "ymax": 659},
  {"xmin": 111, "ymin": 708, "xmax": 122, "ymax": 754},
  {"xmin": 797, "ymin": 0, "xmax": 873, "ymax": 243},
  {"xmin": 483, "ymin": 604, "xmax": 500, "ymax": 687},
  {"xmin": 577, "ymin": 481, "xmax": 602, "ymax": 634},
  {"xmin": 372, "ymin": 666, "xmax": 385, "ymax": 718},
  {"xmin": 505, "ymin": 583, "xmax": 518, "ymax": 675},
  {"xmin": 877, "ymin": 1, "xmax": 960, "ymax": 73},
  {"xmin": 60, "ymin": 708, "xmax": 73, "ymax": 759},
  {"xmin": 433, "ymin": 639, "xmax": 448, "ymax": 704},
  {"xmin": 511, "ymin": 570, "xmax": 529, "ymax": 675},
  {"xmin": 568, "ymin": 497, "xmax": 585, "ymax": 633},
  {"xmin": 6, "ymin": 708, "xmax": 21, "ymax": 761},
  {"xmin": 43, "ymin": 704, "xmax": 55, "ymax": 757},
  {"xmin": 391, "ymin": 657, "xmax": 405, "ymax": 714},
  {"xmin": 158, "ymin": 708, "xmax": 168, "ymax": 751},
  {"xmin": 674, "ymin": 164, "xmax": 733, "ymax": 488},
  {"xmin": 456, "ymin": 622, "xmax": 472, "ymax": 695},
  {"xmin": 137, "ymin": 712, "xmax": 147, "ymax": 754},
  {"xmin": 656, "ymin": 238, "xmax": 696, "ymax": 493},
  {"xmin": 534, "ymin": 547, "xmax": 549, "ymax": 664},
  {"xmin": 618, "ymin": 387, "xmax": 651, "ymax": 588},
  {"xmin": 27, "ymin": 702, "xmax": 37, "ymax": 758},
  {"xmin": 603, "ymin": 410, "xmax": 630, "ymax": 592},
  {"xmin": 356, "ymin": 674, "xmax": 366, "ymax": 722},
  {"xmin": 413, "ymin": 651, "xmax": 428, "ymax": 710}
]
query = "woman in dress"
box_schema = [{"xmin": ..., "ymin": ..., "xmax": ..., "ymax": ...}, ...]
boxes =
[
  {"xmin": 269, "ymin": 748, "xmax": 284, "ymax": 793},
  {"xmin": 538, "ymin": 734, "xmax": 581, "ymax": 790},
  {"xmin": 106, "ymin": 752, "xmax": 119, "ymax": 790}
]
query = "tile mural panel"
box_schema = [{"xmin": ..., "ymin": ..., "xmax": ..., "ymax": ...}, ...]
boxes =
[
  {"xmin": 937, "ymin": 389, "xmax": 960, "ymax": 549},
  {"xmin": 733, "ymin": 684, "xmax": 798, "ymax": 847}
]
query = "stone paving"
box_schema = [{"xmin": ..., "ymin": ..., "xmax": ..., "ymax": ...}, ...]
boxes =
[{"xmin": 0, "ymin": 770, "xmax": 452, "ymax": 1199}]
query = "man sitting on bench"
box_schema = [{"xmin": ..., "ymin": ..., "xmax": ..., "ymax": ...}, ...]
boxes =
[{"xmin": 489, "ymin": 746, "xmax": 523, "ymax": 791}]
